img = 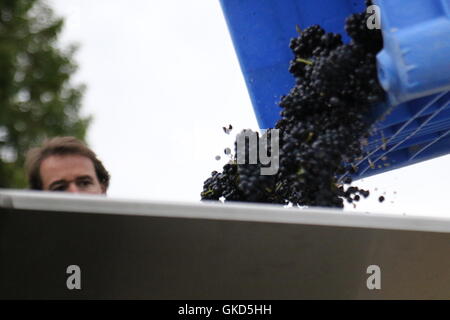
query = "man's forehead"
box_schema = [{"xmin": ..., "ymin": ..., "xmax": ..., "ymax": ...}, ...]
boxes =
[
  {"xmin": 41, "ymin": 154, "xmax": 95, "ymax": 169},
  {"xmin": 40, "ymin": 154, "xmax": 97, "ymax": 183}
]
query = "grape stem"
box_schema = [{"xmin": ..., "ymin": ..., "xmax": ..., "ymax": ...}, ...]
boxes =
[
  {"xmin": 201, "ymin": 189, "xmax": 214, "ymax": 196},
  {"xmin": 296, "ymin": 58, "xmax": 313, "ymax": 65}
]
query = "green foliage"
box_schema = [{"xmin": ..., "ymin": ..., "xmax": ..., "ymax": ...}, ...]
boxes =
[{"xmin": 0, "ymin": 0, "xmax": 90, "ymax": 188}]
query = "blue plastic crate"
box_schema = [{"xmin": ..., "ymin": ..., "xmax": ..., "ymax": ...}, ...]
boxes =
[{"xmin": 219, "ymin": 0, "xmax": 450, "ymax": 179}]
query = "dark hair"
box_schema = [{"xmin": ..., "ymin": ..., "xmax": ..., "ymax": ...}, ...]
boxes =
[{"xmin": 25, "ymin": 136, "xmax": 110, "ymax": 191}]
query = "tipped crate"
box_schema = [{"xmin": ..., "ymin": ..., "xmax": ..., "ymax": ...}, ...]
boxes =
[{"xmin": 219, "ymin": 0, "xmax": 450, "ymax": 179}]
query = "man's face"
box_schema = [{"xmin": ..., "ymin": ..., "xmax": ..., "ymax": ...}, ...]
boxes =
[{"xmin": 40, "ymin": 154, "xmax": 106, "ymax": 194}]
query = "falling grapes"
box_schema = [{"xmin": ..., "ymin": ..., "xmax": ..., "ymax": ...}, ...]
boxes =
[{"xmin": 201, "ymin": 3, "xmax": 385, "ymax": 208}]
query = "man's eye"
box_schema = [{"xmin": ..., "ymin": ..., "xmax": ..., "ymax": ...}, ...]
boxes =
[{"xmin": 79, "ymin": 180, "xmax": 92, "ymax": 187}]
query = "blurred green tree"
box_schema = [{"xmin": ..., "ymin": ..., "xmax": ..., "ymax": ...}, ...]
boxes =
[{"xmin": 0, "ymin": 0, "xmax": 90, "ymax": 188}]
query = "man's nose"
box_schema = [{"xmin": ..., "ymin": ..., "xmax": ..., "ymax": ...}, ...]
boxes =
[{"xmin": 67, "ymin": 182, "xmax": 81, "ymax": 193}]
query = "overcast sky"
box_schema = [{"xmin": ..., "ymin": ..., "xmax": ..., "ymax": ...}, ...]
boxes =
[{"xmin": 47, "ymin": 0, "xmax": 450, "ymax": 218}]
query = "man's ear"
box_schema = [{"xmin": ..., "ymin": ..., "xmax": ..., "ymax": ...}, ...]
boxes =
[{"xmin": 101, "ymin": 184, "xmax": 107, "ymax": 195}]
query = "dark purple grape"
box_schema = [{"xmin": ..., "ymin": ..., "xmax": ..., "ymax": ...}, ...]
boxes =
[{"xmin": 201, "ymin": 2, "xmax": 385, "ymax": 208}]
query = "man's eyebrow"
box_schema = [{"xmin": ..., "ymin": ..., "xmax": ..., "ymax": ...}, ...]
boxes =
[{"xmin": 76, "ymin": 175, "xmax": 94, "ymax": 180}]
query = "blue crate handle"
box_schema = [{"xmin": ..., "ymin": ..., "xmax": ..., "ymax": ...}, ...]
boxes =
[{"xmin": 376, "ymin": 0, "xmax": 450, "ymax": 106}]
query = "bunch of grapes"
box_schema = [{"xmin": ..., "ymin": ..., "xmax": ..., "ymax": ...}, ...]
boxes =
[{"xmin": 201, "ymin": 3, "xmax": 385, "ymax": 208}]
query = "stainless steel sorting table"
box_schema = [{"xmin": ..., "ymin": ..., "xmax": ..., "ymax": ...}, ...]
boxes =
[{"xmin": 1, "ymin": 189, "xmax": 450, "ymax": 299}]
